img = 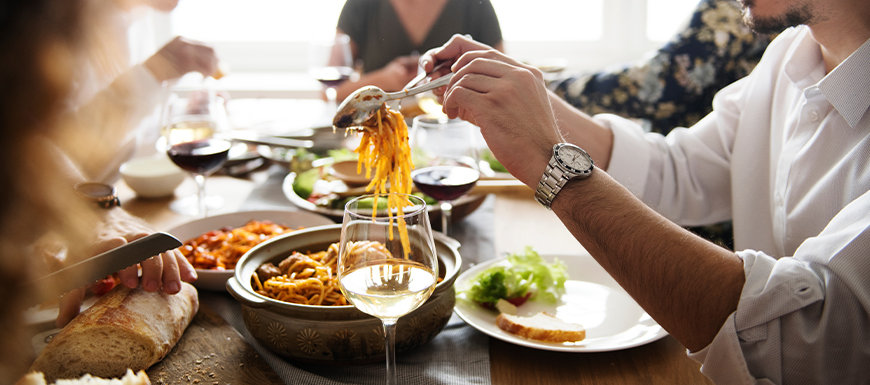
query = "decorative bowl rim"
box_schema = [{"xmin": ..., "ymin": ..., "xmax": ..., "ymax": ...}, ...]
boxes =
[{"xmin": 227, "ymin": 223, "xmax": 462, "ymax": 311}]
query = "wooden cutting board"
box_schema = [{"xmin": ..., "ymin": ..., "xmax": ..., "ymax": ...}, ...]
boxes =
[{"xmin": 147, "ymin": 303, "xmax": 282, "ymax": 385}]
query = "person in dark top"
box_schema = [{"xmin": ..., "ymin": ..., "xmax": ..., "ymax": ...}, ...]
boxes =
[{"xmin": 331, "ymin": 0, "xmax": 503, "ymax": 102}]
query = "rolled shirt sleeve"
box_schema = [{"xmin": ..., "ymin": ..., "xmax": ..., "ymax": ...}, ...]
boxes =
[{"xmin": 690, "ymin": 191, "xmax": 870, "ymax": 384}]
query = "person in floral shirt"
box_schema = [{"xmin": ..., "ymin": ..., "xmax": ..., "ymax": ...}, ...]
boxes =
[{"xmin": 550, "ymin": 0, "xmax": 773, "ymax": 249}]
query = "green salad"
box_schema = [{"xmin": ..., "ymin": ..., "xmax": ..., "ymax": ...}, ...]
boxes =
[
  {"xmin": 459, "ymin": 247, "xmax": 567, "ymax": 310},
  {"xmin": 480, "ymin": 149, "xmax": 508, "ymax": 173}
]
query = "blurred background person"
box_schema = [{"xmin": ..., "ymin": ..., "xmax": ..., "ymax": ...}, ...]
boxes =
[
  {"xmin": 63, "ymin": 0, "xmax": 222, "ymax": 183},
  {"xmin": 330, "ymin": 0, "xmax": 504, "ymax": 103},
  {"xmin": 0, "ymin": 1, "xmax": 197, "ymax": 382},
  {"xmin": 549, "ymin": 0, "xmax": 774, "ymax": 249}
]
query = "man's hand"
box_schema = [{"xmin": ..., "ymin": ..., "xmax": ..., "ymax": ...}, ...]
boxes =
[{"xmin": 420, "ymin": 34, "xmax": 561, "ymax": 187}]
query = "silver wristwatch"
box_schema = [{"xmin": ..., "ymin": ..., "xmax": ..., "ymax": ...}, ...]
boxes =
[{"xmin": 534, "ymin": 143, "xmax": 594, "ymax": 209}]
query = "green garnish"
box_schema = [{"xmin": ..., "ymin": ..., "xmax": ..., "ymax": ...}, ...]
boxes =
[{"xmin": 460, "ymin": 247, "xmax": 567, "ymax": 309}]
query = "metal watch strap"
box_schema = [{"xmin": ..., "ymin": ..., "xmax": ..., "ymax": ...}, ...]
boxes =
[
  {"xmin": 534, "ymin": 156, "xmax": 569, "ymax": 208},
  {"xmin": 96, "ymin": 195, "xmax": 121, "ymax": 209}
]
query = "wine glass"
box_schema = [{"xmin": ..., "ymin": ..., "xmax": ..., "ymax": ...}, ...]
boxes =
[
  {"xmin": 338, "ymin": 194, "xmax": 438, "ymax": 385},
  {"xmin": 308, "ymin": 34, "xmax": 354, "ymax": 112},
  {"xmin": 162, "ymin": 87, "xmax": 231, "ymax": 217},
  {"xmin": 410, "ymin": 115, "xmax": 481, "ymax": 235}
]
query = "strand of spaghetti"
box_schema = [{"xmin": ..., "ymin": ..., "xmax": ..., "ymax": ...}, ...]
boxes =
[{"xmin": 348, "ymin": 105, "xmax": 415, "ymax": 255}]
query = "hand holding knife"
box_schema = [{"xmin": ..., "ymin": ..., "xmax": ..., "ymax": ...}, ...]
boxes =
[{"xmin": 26, "ymin": 232, "xmax": 184, "ymax": 307}]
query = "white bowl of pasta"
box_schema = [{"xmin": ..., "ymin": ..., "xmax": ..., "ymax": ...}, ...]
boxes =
[{"xmin": 226, "ymin": 223, "xmax": 462, "ymax": 364}]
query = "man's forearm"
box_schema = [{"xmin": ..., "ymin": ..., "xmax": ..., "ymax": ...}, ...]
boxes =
[{"xmin": 551, "ymin": 169, "xmax": 745, "ymax": 351}]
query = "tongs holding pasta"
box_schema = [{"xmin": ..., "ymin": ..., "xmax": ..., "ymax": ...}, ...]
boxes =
[{"xmin": 333, "ymin": 62, "xmax": 453, "ymax": 130}]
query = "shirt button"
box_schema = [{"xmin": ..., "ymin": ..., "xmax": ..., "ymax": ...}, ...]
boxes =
[{"xmin": 808, "ymin": 109, "xmax": 820, "ymax": 122}]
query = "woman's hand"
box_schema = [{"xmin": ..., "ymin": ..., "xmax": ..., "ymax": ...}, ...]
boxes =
[
  {"xmin": 144, "ymin": 36, "xmax": 220, "ymax": 82},
  {"xmin": 55, "ymin": 209, "xmax": 197, "ymax": 327}
]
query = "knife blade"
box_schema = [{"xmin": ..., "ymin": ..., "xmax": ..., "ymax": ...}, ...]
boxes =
[
  {"xmin": 219, "ymin": 131, "xmax": 314, "ymax": 149},
  {"xmin": 26, "ymin": 232, "xmax": 182, "ymax": 305}
]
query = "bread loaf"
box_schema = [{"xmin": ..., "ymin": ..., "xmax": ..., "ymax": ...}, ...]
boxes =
[
  {"xmin": 17, "ymin": 369, "xmax": 150, "ymax": 385},
  {"xmin": 495, "ymin": 312, "xmax": 586, "ymax": 343},
  {"xmin": 30, "ymin": 283, "xmax": 198, "ymax": 382}
]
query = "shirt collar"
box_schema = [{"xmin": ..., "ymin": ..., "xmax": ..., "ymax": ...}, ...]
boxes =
[{"xmin": 818, "ymin": 37, "xmax": 870, "ymax": 128}]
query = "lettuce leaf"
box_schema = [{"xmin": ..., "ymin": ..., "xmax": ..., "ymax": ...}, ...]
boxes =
[{"xmin": 460, "ymin": 247, "xmax": 567, "ymax": 309}]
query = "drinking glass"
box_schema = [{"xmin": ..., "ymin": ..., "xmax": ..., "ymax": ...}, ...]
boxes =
[
  {"xmin": 410, "ymin": 115, "xmax": 481, "ymax": 235},
  {"xmin": 308, "ymin": 34, "xmax": 354, "ymax": 112},
  {"xmin": 338, "ymin": 194, "xmax": 438, "ymax": 385},
  {"xmin": 162, "ymin": 87, "xmax": 231, "ymax": 217}
]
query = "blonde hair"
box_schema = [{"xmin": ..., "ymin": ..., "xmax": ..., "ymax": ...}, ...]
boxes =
[{"xmin": 0, "ymin": 1, "xmax": 120, "ymax": 382}]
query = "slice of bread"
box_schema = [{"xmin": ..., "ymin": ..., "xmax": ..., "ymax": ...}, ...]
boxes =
[
  {"xmin": 495, "ymin": 312, "xmax": 586, "ymax": 343},
  {"xmin": 17, "ymin": 369, "xmax": 150, "ymax": 385}
]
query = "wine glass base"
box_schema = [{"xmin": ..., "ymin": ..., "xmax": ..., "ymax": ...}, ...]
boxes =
[{"xmin": 169, "ymin": 195, "xmax": 224, "ymax": 217}]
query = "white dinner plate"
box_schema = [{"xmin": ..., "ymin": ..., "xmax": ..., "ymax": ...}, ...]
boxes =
[
  {"xmin": 24, "ymin": 296, "xmax": 98, "ymax": 328},
  {"xmin": 168, "ymin": 209, "xmax": 334, "ymax": 291},
  {"xmin": 453, "ymin": 254, "xmax": 668, "ymax": 352}
]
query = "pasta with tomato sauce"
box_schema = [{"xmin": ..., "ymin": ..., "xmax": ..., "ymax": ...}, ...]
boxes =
[{"xmin": 350, "ymin": 105, "xmax": 415, "ymax": 255}]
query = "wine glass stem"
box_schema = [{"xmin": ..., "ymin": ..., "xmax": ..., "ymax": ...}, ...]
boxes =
[
  {"xmin": 326, "ymin": 87, "xmax": 338, "ymax": 111},
  {"xmin": 194, "ymin": 173, "xmax": 207, "ymax": 217},
  {"xmin": 440, "ymin": 200, "xmax": 453, "ymax": 235},
  {"xmin": 382, "ymin": 318, "xmax": 398, "ymax": 385}
]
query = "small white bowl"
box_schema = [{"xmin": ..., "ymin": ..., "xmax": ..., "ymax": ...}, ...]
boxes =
[{"xmin": 120, "ymin": 155, "xmax": 186, "ymax": 198}]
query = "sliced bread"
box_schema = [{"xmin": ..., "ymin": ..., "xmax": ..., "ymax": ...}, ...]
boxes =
[{"xmin": 495, "ymin": 312, "xmax": 586, "ymax": 343}]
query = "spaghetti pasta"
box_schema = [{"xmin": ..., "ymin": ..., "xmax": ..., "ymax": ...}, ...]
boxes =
[
  {"xmin": 350, "ymin": 105, "xmax": 414, "ymax": 254},
  {"xmin": 252, "ymin": 240, "xmax": 442, "ymax": 306},
  {"xmin": 252, "ymin": 242, "xmax": 349, "ymax": 306}
]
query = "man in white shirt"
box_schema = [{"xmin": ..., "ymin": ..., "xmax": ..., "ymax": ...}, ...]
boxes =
[{"xmin": 420, "ymin": 0, "xmax": 869, "ymax": 382}]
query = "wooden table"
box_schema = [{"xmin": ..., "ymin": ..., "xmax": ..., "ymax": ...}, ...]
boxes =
[{"xmin": 117, "ymin": 171, "xmax": 711, "ymax": 385}]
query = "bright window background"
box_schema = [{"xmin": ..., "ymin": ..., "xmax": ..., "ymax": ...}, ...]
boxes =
[
  {"xmin": 493, "ymin": 0, "xmax": 603, "ymax": 41},
  {"xmin": 150, "ymin": 0, "xmax": 700, "ymax": 95},
  {"xmin": 170, "ymin": 0, "xmax": 345, "ymax": 41},
  {"xmin": 647, "ymin": 0, "xmax": 701, "ymax": 41}
]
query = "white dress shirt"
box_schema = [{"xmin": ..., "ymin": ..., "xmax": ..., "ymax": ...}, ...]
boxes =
[{"xmin": 597, "ymin": 26, "xmax": 870, "ymax": 384}]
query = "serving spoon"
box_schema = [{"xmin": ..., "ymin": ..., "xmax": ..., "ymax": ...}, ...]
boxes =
[{"xmin": 332, "ymin": 72, "xmax": 453, "ymax": 129}]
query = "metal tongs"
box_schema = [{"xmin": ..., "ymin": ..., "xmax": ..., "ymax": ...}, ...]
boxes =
[{"xmin": 333, "ymin": 62, "xmax": 453, "ymax": 129}]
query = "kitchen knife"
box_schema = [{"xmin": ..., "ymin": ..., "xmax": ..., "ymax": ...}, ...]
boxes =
[{"xmin": 26, "ymin": 232, "xmax": 182, "ymax": 305}]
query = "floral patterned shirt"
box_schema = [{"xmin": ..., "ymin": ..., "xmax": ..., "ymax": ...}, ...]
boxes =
[
  {"xmin": 551, "ymin": 0, "xmax": 773, "ymax": 249},
  {"xmin": 551, "ymin": 0, "xmax": 771, "ymax": 133}
]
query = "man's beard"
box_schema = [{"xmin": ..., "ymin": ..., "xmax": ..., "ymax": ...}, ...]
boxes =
[{"xmin": 741, "ymin": 1, "xmax": 814, "ymax": 34}]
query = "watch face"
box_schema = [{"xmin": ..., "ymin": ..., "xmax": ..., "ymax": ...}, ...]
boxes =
[
  {"xmin": 75, "ymin": 182, "xmax": 115, "ymax": 198},
  {"xmin": 555, "ymin": 144, "xmax": 593, "ymax": 173}
]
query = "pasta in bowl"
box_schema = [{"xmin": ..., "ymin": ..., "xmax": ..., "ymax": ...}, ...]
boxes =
[{"xmin": 226, "ymin": 223, "xmax": 461, "ymax": 363}]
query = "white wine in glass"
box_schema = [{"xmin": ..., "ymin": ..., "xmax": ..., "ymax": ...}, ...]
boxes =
[{"xmin": 338, "ymin": 194, "xmax": 438, "ymax": 385}]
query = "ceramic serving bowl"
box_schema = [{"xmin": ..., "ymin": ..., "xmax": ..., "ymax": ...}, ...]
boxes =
[
  {"xmin": 226, "ymin": 224, "xmax": 462, "ymax": 364},
  {"xmin": 119, "ymin": 155, "xmax": 186, "ymax": 198}
]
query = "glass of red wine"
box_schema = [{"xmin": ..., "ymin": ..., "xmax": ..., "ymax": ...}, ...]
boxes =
[
  {"xmin": 308, "ymin": 34, "xmax": 354, "ymax": 113},
  {"xmin": 162, "ymin": 89, "xmax": 232, "ymax": 217},
  {"xmin": 410, "ymin": 115, "xmax": 481, "ymax": 235}
]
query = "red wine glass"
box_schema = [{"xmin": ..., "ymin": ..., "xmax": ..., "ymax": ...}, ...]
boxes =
[
  {"xmin": 308, "ymin": 34, "xmax": 354, "ymax": 113},
  {"xmin": 162, "ymin": 90, "xmax": 231, "ymax": 217},
  {"xmin": 410, "ymin": 115, "xmax": 481, "ymax": 235}
]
